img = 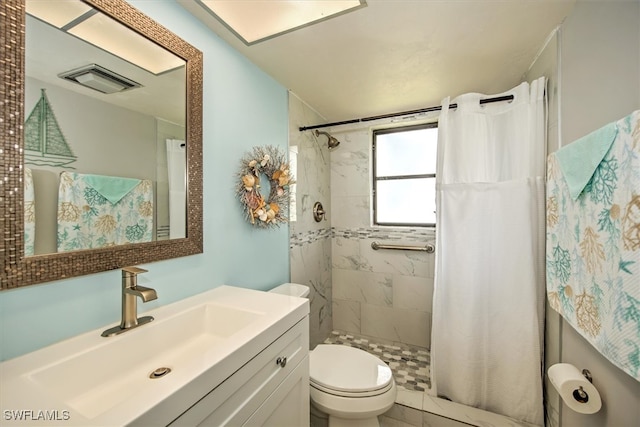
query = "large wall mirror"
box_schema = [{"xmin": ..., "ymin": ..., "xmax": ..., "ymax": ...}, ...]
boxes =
[{"xmin": 1, "ymin": 0, "xmax": 203, "ymax": 289}]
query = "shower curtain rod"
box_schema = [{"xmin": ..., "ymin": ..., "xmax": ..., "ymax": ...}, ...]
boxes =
[{"xmin": 298, "ymin": 94, "xmax": 514, "ymax": 131}]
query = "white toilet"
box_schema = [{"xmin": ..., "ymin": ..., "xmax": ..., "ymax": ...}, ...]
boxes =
[{"xmin": 269, "ymin": 283, "xmax": 397, "ymax": 427}]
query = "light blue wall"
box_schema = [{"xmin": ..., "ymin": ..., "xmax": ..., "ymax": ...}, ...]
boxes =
[{"xmin": 0, "ymin": 0, "xmax": 290, "ymax": 362}]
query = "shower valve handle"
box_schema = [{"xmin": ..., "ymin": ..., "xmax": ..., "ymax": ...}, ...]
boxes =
[{"xmin": 313, "ymin": 202, "xmax": 326, "ymax": 222}]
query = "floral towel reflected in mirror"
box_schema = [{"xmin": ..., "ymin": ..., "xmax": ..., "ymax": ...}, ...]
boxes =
[{"xmin": 56, "ymin": 172, "xmax": 154, "ymax": 252}]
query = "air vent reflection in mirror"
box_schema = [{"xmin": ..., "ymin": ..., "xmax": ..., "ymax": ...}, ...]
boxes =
[{"xmin": 58, "ymin": 64, "xmax": 142, "ymax": 94}]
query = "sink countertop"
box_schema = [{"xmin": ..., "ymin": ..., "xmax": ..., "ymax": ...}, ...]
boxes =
[{"xmin": 0, "ymin": 285, "xmax": 309, "ymax": 426}]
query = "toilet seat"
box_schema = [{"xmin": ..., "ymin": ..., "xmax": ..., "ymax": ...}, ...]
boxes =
[
  {"xmin": 311, "ymin": 379, "xmax": 394, "ymax": 398},
  {"xmin": 310, "ymin": 345, "xmax": 393, "ymax": 397}
]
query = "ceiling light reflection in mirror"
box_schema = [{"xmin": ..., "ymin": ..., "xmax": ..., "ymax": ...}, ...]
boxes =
[
  {"xmin": 26, "ymin": 0, "xmax": 184, "ymax": 75},
  {"xmin": 198, "ymin": 0, "xmax": 366, "ymax": 45}
]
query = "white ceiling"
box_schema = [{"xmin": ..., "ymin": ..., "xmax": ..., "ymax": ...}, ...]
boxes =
[
  {"xmin": 179, "ymin": 0, "xmax": 576, "ymax": 125},
  {"xmin": 25, "ymin": 14, "xmax": 186, "ymax": 125}
]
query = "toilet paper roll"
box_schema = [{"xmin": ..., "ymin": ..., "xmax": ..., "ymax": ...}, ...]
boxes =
[{"xmin": 548, "ymin": 363, "xmax": 602, "ymax": 414}]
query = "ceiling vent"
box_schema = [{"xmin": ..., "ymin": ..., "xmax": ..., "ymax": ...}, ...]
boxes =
[{"xmin": 58, "ymin": 64, "xmax": 142, "ymax": 94}]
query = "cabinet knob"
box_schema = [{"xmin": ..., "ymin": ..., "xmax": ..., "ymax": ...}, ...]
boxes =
[{"xmin": 276, "ymin": 356, "xmax": 287, "ymax": 368}]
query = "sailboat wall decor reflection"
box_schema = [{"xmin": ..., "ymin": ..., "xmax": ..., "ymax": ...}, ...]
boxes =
[{"xmin": 24, "ymin": 89, "xmax": 77, "ymax": 168}]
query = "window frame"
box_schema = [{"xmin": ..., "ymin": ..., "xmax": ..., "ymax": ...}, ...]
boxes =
[{"xmin": 372, "ymin": 122, "xmax": 438, "ymax": 227}]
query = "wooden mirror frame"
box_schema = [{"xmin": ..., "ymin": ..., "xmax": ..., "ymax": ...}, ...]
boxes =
[{"xmin": 0, "ymin": 0, "xmax": 203, "ymax": 289}]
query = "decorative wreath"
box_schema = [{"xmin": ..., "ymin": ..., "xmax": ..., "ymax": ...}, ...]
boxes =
[{"xmin": 236, "ymin": 146, "xmax": 294, "ymax": 228}]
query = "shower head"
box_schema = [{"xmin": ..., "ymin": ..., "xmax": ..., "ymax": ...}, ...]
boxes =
[{"xmin": 314, "ymin": 130, "xmax": 341, "ymax": 150}]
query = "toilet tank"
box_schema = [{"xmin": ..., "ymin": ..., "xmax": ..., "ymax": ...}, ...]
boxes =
[{"xmin": 269, "ymin": 283, "xmax": 310, "ymax": 298}]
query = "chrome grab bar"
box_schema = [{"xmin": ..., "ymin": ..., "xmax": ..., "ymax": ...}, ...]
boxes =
[{"xmin": 371, "ymin": 241, "xmax": 435, "ymax": 253}]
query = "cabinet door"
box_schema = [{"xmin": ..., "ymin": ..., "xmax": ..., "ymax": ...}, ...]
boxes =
[
  {"xmin": 169, "ymin": 317, "xmax": 309, "ymax": 427},
  {"xmin": 244, "ymin": 355, "xmax": 309, "ymax": 427}
]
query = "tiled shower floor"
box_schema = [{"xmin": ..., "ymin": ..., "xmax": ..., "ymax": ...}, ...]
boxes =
[
  {"xmin": 322, "ymin": 331, "xmax": 537, "ymax": 427},
  {"xmin": 323, "ymin": 330, "xmax": 431, "ymax": 392}
]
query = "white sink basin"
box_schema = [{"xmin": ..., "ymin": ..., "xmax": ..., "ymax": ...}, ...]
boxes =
[
  {"xmin": 30, "ymin": 304, "xmax": 262, "ymax": 419},
  {"xmin": 0, "ymin": 285, "xmax": 308, "ymax": 426}
]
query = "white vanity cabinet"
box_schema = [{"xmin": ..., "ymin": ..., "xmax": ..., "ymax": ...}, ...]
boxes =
[
  {"xmin": 169, "ymin": 317, "xmax": 310, "ymax": 427},
  {"xmin": 1, "ymin": 286, "xmax": 309, "ymax": 427}
]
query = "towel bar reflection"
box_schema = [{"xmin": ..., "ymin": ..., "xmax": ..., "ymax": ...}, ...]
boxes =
[{"xmin": 371, "ymin": 241, "xmax": 435, "ymax": 253}]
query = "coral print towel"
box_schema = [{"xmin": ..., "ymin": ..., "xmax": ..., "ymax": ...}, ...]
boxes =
[
  {"xmin": 546, "ymin": 110, "xmax": 640, "ymax": 381},
  {"xmin": 57, "ymin": 172, "xmax": 153, "ymax": 252},
  {"xmin": 24, "ymin": 167, "xmax": 35, "ymax": 256}
]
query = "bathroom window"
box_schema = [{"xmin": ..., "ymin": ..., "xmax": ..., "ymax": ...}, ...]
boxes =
[{"xmin": 372, "ymin": 123, "xmax": 437, "ymax": 227}]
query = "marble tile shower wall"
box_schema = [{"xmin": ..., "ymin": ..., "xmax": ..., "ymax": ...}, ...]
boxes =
[
  {"xmin": 288, "ymin": 93, "xmax": 333, "ymax": 348},
  {"xmin": 330, "ymin": 126, "xmax": 436, "ymax": 349},
  {"xmin": 290, "ymin": 235, "xmax": 332, "ymax": 348}
]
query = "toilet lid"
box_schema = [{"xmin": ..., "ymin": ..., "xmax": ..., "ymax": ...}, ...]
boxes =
[{"xmin": 309, "ymin": 345, "xmax": 393, "ymax": 393}]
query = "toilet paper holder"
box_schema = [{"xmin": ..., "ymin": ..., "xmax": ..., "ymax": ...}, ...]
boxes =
[
  {"xmin": 574, "ymin": 369, "xmax": 593, "ymax": 403},
  {"xmin": 548, "ymin": 363, "xmax": 601, "ymax": 414}
]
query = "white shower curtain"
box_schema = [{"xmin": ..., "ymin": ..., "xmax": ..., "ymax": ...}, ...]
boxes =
[
  {"xmin": 431, "ymin": 77, "xmax": 546, "ymax": 425},
  {"xmin": 166, "ymin": 139, "xmax": 186, "ymax": 239}
]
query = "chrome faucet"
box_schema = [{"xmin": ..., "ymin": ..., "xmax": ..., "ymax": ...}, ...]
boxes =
[{"xmin": 101, "ymin": 266, "xmax": 157, "ymax": 337}]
